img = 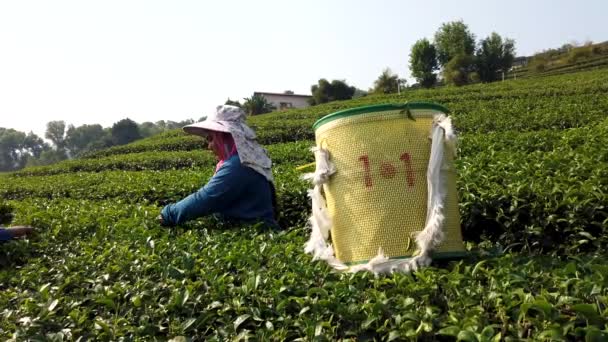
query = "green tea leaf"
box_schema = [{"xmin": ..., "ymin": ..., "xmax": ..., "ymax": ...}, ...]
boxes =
[
  {"xmin": 48, "ymin": 299, "xmax": 59, "ymax": 312},
  {"xmin": 234, "ymin": 314, "xmax": 250, "ymax": 331},
  {"xmin": 572, "ymin": 303, "xmax": 600, "ymax": 322},
  {"xmin": 438, "ymin": 326, "xmax": 460, "ymax": 337},
  {"xmin": 457, "ymin": 330, "xmax": 478, "ymax": 342}
]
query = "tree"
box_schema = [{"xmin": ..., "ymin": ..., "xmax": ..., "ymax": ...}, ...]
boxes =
[
  {"xmin": 138, "ymin": 122, "xmax": 163, "ymax": 139},
  {"xmin": 372, "ymin": 68, "xmax": 401, "ymax": 94},
  {"xmin": 65, "ymin": 124, "xmax": 108, "ymax": 156},
  {"xmin": 327, "ymin": 80, "xmax": 356, "ymax": 101},
  {"xmin": 242, "ymin": 94, "xmax": 276, "ymax": 115},
  {"xmin": 309, "ymin": 79, "xmax": 356, "ymax": 105},
  {"xmin": 26, "ymin": 148, "xmax": 68, "ymax": 167},
  {"xmin": 177, "ymin": 119, "xmax": 195, "ymax": 127},
  {"xmin": 86, "ymin": 128, "xmax": 114, "ymax": 151},
  {"xmin": 409, "ymin": 38, "xmax": 438, "ymax": 88},
  {"xmin": 225, "ymin": 98, "xmax": 242, "ymax": 108},
  {"xmin": 475, "ymin": 32, "xmax": 515, "ymax": 82},
  {"xmin": 45, "ymin": 121, "xmax": 67, "ymax": 150},
  {"xmin": 155, "ymin": 120, "xmax": 195, "ymax": 130},
  {"xmin": 353, "ymin": 88, "xmax": 368, "ymax": 99},
  {"xmin": 443, "ymin": 54, "xmax": 475, "ymax": 86},
  {"xmin": 24, "ymin": 132, "xmax": 46, "ymax": 159},
  {"xmin": 310, "ymin": 79, "xmax": 330, "ymax": 104},
  {"xmin": 111, "ymin": 118, "xmax": 141, "ymax": 145},
  {"xmin": 434, "ymin": 21, "xmax": 476, "ymax": 67},
  {"xmin": 0, "ymin": 128, "xmax": 48, "ymax": 171}
]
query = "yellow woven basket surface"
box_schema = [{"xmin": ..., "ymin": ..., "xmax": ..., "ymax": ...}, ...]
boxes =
[{"xmin": 314, "ymin": 103, "xmax": 465, "ymax": 264}]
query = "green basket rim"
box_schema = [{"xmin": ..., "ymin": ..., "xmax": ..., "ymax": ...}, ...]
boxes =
[{"xmin": 312, "ymin": 102, "xmax": 449, "ymax": 131}]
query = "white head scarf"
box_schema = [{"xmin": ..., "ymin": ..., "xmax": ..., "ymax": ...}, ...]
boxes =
[{"xmin": 183, "ymin": 105, "xmax": 274, "ymax": 182}]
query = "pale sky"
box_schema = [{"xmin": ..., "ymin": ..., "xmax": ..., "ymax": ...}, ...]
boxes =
[{"xmin": 1, "ymin": 0, "xmax": 606, "ymax": 139}]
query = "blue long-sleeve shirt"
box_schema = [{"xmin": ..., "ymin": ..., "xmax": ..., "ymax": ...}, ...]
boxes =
[
  {"xmin": 0, "ymin": 228, "xmax": 13, "ymax": 241},
  {"xmin": 161, "ymin": 154, "xmax": 278, "ymax": 229}
]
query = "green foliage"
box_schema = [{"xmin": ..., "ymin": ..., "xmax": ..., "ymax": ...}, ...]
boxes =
[
  {"xmin": 13, "ymin": 141, "xmax": 314, "ymax": 177},
  {"xmin": 352, "ymin": 88, "xmax": 368, "ymax": 99},
  {"xmin": 309, "ymin": 79, "xmax": 356, "ymax": 105},
  {"xmin": 2, "ymin": 68, "xmax": 608, "ymax": 339},
  {"xmin": 111, "ymin": 118, "xmax": 142, "ymax": 146},
  {"xmin": 567, "ymin": 44, "xmax": 596, "ymax": 63},
  {"xmin": 138, "ymin": 122, "xmax": 164, "ymax": 139},
  {"xmin": 372, "ymin": 68, "xmax": 401, "ymax": 94},
  {"xmin": 409, "ymin": 38, "xmax": 438, "ymax": 88},
  {"xmin": 443, "ymin": 54, "xmax": 475, "ymax": 86},
  {"xmin": 224, "ymin": 98, "xmax": 242, "ymax": 108},
  {"xmin": 65, "ymin": 124, "xmax": 108, "ymax": 157},
  {"xmin": 25, "ymin": 149, "xmax": 68, "ymax": 168},
  {"xmin": 434, "ymin": 20, "xmax": 476, "ymax": 66},
  {"xmin": 528, "ymin": 55, "xmax": 548, "ymax": 72},
  {"xmin": 45, "ymin": 121, "xmax": 67, "ymax": 150},
  {"xmin": 153, "ymin": 119, "xmax": 195, "ymax": 131},
  {"xmin": 458, "ymin": 119, "xmax": 608, "ymax": 253},
  {"xmin": 0, "ymin": 201, "xmax": 13, "ymax": 225},
  {"xmin": 242, "ymin": 94, "xmax": 276, "ymax": 115},
  {"xmin": 0, "ymin": 128, "xmax": 48, "ymax": 171},
  {"xmin": 1, "ymin": 198, "xmax": 607, "ymax": 340},
  {"xmin": 2, "ymin": 120, "xmax": 198, "ymax": 172},
  {"xmin": 511, "ymin": 41, "xmax": 608, "ymax": 80},
  {"xmin": 476, "ymin": 32, "xmax": 516, "ymax": 82}
]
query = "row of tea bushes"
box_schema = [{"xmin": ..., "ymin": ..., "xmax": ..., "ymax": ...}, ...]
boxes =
[
  {"xmin": 1, "ymin": 198, "xmax": 606, "ymax": 340},
  {"xmin": 14, "ymin": 142, "xmax": 314, "ymax": 177}
]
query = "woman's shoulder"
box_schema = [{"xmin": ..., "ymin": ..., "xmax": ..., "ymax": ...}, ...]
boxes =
[
  {"xmin": 219, "ymin": 154, "xmax": 247, "ymax": 173},
  {"xmin": 224, "ymin": 154, "xmax": 242, "ymax": 166},
  {"xmin": 222, "ymin": 155, "xmax": 267, "ymax": 179}
]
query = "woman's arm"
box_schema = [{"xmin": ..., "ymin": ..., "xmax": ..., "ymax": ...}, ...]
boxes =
[
  {"xmin": 160, "ymin": 161, "xmax": 245, "ymax": 226},
  {"xmin": 0, "ymin": 226, "xmax": 34, "ymax": 241}
]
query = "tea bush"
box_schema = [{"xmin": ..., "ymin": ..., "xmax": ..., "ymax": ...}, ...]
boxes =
[
  {"xmin": 1, "ymin": 199, "xmax": 607, "ymax": 340},
  {"xmin": 1, "ymin": 69, "xmax": 608, "ymax": 340},
  {"xmin": 13, "ymin": 141, "xmax": 314, "ymax": 177}
]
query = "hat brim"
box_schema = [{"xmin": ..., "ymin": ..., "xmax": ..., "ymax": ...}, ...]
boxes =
[{"xmin": 183, "ymin": 121, "xmax": 231, "ymax": 136}]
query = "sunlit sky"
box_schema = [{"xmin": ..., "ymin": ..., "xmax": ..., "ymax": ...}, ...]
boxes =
[{"xmin": 1, "ymin": 0, "xmax": 606, "ymax": 139}]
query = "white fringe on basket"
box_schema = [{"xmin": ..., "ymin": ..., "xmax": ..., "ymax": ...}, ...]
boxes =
[
  {"xmin": 303, "ymin": 114, "xmax": 456, "ymax": 274},
  {"xmin": 302, "ymin": 147, "xmax": 349, "ymax": 271},
  {"xmin": 402, "ymin": 113, "xmax": 456, "ymax": 271}
]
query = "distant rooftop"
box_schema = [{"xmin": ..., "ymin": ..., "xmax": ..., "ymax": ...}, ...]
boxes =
[{"xmin": 254, "ymin": 91, "xmax": 312, "ymax": 98}]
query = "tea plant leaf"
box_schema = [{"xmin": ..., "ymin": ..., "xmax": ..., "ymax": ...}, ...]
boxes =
[
  {"xmin": 181, "ymin": 318, "xmax": 196, "ymax": 331},
  {"xmin": 2, "ymin": 68, "xmax": 608, "ymax": 341},
  {"xmin": 48, "ymin": 299, "xmax": 59, "ymax": 312},
  {"xmin": 234, "ymin": 314, "xmax": 250, "ymax": 331},
  {"xmin": 457, "ymin": 330, "xmax": 478, "ymax": 342},
  {"xmin": 571, "ymin": 303, "xmax": 600, "ymax": 323},
  {"xmin": 438, "ymin": 326, "xmax": 460, "ymax": 336}
]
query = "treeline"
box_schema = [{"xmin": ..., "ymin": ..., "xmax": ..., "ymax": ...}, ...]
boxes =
[
  {"xmin": 283, "ymin": 20, "xmax": 517, "ymax": 109},
  {"xmin": 303, "ymin": 20, "xmax": 518, "ymax": 105},
  {"xmin": 408, "ymin": 21, "xmax": 515, "ymax": 87},
  {"xmin": 0, "ymin": 118, "xmax": 196, "ymax": 172},
  {"xmin": 224, "ymin": 70, "xmax": 405, "ymax": 115},
  {"xmin": 225, "ymin": 21, "xmax": 518, "ymax": 112}
]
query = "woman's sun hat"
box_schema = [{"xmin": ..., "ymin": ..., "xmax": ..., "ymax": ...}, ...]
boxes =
[
  {"xmin": 182, "ymin": 105, "xmax": 274, "ymax": 182},
  {"xmin": 183, "ymin": 105, "xmax": 246, "ymax": 136}
]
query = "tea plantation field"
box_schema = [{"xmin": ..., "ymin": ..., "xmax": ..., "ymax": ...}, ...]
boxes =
[{"xmin": 1, "ymin": 69, "xmax": 608, "ymax": 341}]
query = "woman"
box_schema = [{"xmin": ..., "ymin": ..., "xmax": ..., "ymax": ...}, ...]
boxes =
[{"xmin": 158, "ymin": 105, "xmax": 279, "ymax": 229}]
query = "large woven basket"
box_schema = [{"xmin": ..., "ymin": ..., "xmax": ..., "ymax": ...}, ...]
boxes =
[{"xmin": 313, "ymin": 103, "xmax": 466, "ymax": 265}]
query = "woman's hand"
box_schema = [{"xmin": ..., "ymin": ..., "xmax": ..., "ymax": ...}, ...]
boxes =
[{"xmin": 157, "ymin": 214, "xmax": 165, "ymax": 226}]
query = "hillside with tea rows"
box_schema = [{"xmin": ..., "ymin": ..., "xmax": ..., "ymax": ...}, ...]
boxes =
[{"xmin": 1, "ymin": 69, "xmax": 607, "ymax": 340}]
